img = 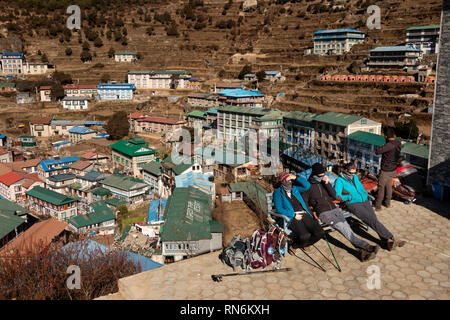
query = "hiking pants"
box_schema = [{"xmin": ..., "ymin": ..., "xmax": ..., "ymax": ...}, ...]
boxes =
[
  {"xmin": 319, "ymin": 208, "xmax": 369, "ymax": 250},
  {"xmin": 289, "ymin": 213, "xmax": 325, "ymax": 248},
  {"xmin": 346, "ymin": 200, "xmax": 393, "ymax": 241},
  {"xmin": 376, "ymin": 170, "xmax": 396, "ymax": 208}
]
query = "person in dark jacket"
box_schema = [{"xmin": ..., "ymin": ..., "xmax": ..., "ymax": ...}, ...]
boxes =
[
  {"xmin": 273, "ymin": 172, "xmax": 325, "ymax": 250},
  {"xmin": 301, "ymin": 163, "xmax": 379, "ymax": 262},
  {"xmin": 375, "ymin": 128, "xmax": 402, "ymax": 210},
  {"xmin": 335, "ymin": 162, "xmax": 406, "ymax": 251}
]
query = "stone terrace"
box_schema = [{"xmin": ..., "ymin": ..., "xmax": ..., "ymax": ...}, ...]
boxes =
[{"xmin": 98, "ymin": 197, "xmax": 449, "ymax": 300}]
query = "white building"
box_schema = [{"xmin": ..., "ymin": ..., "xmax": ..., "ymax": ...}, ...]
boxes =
[
  {"xmin": 62, "ymin": 96, "xmax": 89, "ymax": 110},
  {"xmin": 114, "ymin": 52, "xmax": 137, "ymax": 62},
  {"xmin": 314, "ymin": 29, "xmax": 366, "ymax": 55},
  {"xmin": 1, "ymin": 53, "xmax": 24, "ymax": 75},
  {"xmin": 127, "ymin": 70, "xmax": 192, "ymax": 90}
]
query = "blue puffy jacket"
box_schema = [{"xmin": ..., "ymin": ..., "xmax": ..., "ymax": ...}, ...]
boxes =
[
  {"xmin": 334, "ymin": 173, "xmax": 368, "ymax": 204},
  {"xmin": 273, "ymin": 175, "xmax": 312, "ymax": 222}
]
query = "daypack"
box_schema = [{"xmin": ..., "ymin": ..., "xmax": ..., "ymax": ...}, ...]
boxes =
[
  {"xmin": 218, "ymin": 234, "xmax": 250, "ymax": 271},
  {"xmin": 267, "ymin": 226, "xmax": 288, "ymax": 262},
  {"xmin": 248, "ymin": 229, "xmax": 276, "ymax": 269}
]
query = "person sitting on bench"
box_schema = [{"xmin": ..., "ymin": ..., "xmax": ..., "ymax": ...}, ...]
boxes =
[
  {"xmin": 301, "ymin": 163, "xmax": 379, "ymax": 262},
  {"xmin": 334, "ymin": 162, "xmax": 406, "ymax": 251},
  {"xmin": 273, "ymin": 172, "xmax": 324, "ymax": 251}
]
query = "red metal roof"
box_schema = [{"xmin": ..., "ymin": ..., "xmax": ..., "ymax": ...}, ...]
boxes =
[
  {"xmin": 39, "ymin": 86, "xmax": 52, "ymax": 90},
  {"xmin": 30, "ymin": 118, "xmax": 52, "ymax": 124},
  {"xmin": 0, "ymin": 171, "xmax": 24, "ymax": 186},
  {"xmin": 136, "ymin": 117, "xmax": 184, "ymax": 125},
  {"xmin": 62, "ymin": 84, "xmax": 97, "ymax": 89},
  {"xmin": 128, "ymin": 112, "xmax": 145, "ymax": 119}
]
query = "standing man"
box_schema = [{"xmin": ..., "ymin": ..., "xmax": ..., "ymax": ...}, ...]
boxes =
[{"xmin": 375, "ymin": 128, "xmax": 402, "ymax": 211}]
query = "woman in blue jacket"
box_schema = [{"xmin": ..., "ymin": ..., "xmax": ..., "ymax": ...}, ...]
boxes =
[
  {"xmin": 334, "ymin": 163, "xmax": 405, "ymax": 251},
  {"xmin": 273, "ymin": 171, "xmax": 324, "ymax": 250}
]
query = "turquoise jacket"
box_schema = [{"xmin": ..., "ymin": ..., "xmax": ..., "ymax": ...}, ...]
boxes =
[
  {"xmin": 334, "ymin": 173, "xmax": 368, "ymax": 204},
  {"xmin": 273, "ymin": 175, "xmax": 312, "ymax": 221}
]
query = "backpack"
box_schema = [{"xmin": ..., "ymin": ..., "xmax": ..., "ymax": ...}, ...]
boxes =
[
  {"xmin": 218, "ymin": 234, "xmax": 250, "ymax": 271},
  {"xmin": 267, "ymin": 226, "xmax": 288, "ymax": 262},
  {"xmin": 248, "ymin": 229, "xmax": 275, "ymax": 269}
]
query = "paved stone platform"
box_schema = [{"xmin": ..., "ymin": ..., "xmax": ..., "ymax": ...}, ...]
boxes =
[{"xmin": 97, "ymin": 197, "xmax": 450, "ymax": 300}]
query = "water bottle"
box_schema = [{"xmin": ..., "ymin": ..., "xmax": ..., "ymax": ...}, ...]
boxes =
[
  {"xmin": 267, "ymin": 244, "xmax": 274, "ymax": 255},
  {"xmin": 280, "ymin": 247, "xmax": 285, "ymax": 255}
]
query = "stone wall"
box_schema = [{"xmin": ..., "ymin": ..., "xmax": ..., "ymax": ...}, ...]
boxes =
[{"xmin": 428, "ymin": 1, "xmax": 450, "ymax": 187}]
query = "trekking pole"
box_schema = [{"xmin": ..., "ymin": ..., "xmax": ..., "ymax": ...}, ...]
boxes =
[
  {"xmin": 323, "ymin": 234, "xmax": 341, "ymax": 272},
  {"xmin": 211, "ymin": 267, "xmax": 292, "ymax": 282}
]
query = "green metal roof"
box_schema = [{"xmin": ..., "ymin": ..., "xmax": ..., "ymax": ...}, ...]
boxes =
[
  {"xmin": 68, "ymin": 201, "xmax": 115, "ymax": 229},
  {"xmin": 92, "ymin": 186, "xmax": 112, "ymax": 197},
  {"xmin": 209, "ymin": 220, "xmax": 224, "ymax": 233},
  {"xmin": 407, "ymin": 25, "xmax": 439, "ymax": 30},
  {"xmin": 314, "ymin": 112, "xmax": 363, "ymax": 126},
  {"xmin": 105, "ymin": 197, "xmax": 127, "ymax": 207},
  {"xmin": 102, "ymin": 175, "xmax": 147, "ymax": 192},
  {"xmin": 401, "ymin": 142, "xmax": 429, "ymax": 159},
  {"xmin": 162, "ymin": 154, "xmax": 193, "ymax": 175},
  {"xmin": 161, "ymin": 186, "xmax": 220, "ymax": 242},
  {"xmin": 283, "ymin": 111, "xmax": 319, "ymax": 123},
  {"xmin": 185, "ymin": 110, "xmax": 207, "ymax": 119},
  {"xmin": 347, "ymin": 131, "xmax": 386, "ymax": 147},
  {"xmin": 0, "ymin": 82, "xmax": 15, "ymax": 87},
  {"xmin": 48, "ymin": 173, "xmax": 76, "ymax": 182},
  {"xmin": 0, "ymin": 211, "xmax": 25, "ymax": 239},
  {"xmin": 141, "ymin": 161, "xmax": 162, "ymax": 177},
  {"xmin": 110, "ymin": 139, "xmax": 156, "ymax": 157},
  {"xmin": 26, "ymin": 186, "xmax": 77, "ymax": 206},
  {"xmin": 228, "ymin": 182, "xmax": 270, "ymax": 215},
  {"xmin": 0, "ymin": 199, "xmax": 30, "ymax": 216}
]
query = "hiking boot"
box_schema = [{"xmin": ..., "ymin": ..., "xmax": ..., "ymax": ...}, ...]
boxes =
[
  {"xmin": 364, "ymin": 244, "xmax": 380, "ymax": 254},
  {"xmin": 375, "ymin": 207, "xmax": 382, "ymax": 212},
  {"xmin": 360, "ymin": 248, "xmax": 376, "ymax": 262},
  {"xmin": 386, "ymin": 237, "xmax": 405, "ymax": 251},
  {"xmin": 383, "ymin": 203, "xmax": 391, "ymax": 208}
]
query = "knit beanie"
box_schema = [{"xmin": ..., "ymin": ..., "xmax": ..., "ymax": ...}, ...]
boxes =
[{"xmin": 311, "ymin": 163, "xmax": 325, "ymax": 176}]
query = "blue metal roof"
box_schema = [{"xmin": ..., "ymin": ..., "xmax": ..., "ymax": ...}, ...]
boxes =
[
  {"xmin": 265, "ymin": 71, "xmax": 279, "ymax": 75},
  {"xmin": 98, "ymin": 83, "xmax": 135, "ymax": 90},
  {"xmin": 148, "ymin": 199, "xmax": 167, "ymax": 223},
  {"xmin": 62, "ymin": 240, "xmax": 163, "ymax": 273},
  {"xmin": 217, "ymin": 88, "xmax": 264, "ymax": 98},
  {"xmin": 314, "ymin": 36, "xmax": 365, "ymax": 40},
  {"xmin": 52, "ymin": 141, "xmax": 71, "ymax": 146},
  {"xmin": 175, "ymin": 172, "xmax": 214, "ymax": 194},
  {"xmin": 369, "ymin": 46, "xmax": 422, "ymax": 52},
  {"xmin": 40, "ymin": 156, "xmax": 79, "ymax": 172},
  {"xmin": 1, "ymin": 53, "xmax": 23, "ymax": 58},
  {"xmin": 314, "ymin": 28, "xmax": 366, "ymax": 35},
  {"xmin": 51, "ymin": 120, "xmax": 104, "ymax": 126},
  {"xmin": 68, "ymin": 126, "xmax": 96, "ymax": 134}
]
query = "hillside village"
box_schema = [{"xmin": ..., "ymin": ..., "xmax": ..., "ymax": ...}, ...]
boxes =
[{"xmin": 0, "ymin": 0, "xmax": 447, "ymax": 300}]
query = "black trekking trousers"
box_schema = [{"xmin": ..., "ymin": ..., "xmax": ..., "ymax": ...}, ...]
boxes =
[
  {"xmin": 289, "ymin": 213, "xmax": 325, "ymax": 248},
  {"xmin": 346, "ymin": 200, "xmax": 393, "ymax": 241}
]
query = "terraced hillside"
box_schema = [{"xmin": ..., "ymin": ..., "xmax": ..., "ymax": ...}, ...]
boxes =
[{"xmin": 0, "ymin": 0, "xmax": 442, "ymax": 137}]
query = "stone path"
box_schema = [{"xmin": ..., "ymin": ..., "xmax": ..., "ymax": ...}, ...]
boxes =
[{"xmin": 97, "ymin": 197, "xmax": 450, "ymax": 300}]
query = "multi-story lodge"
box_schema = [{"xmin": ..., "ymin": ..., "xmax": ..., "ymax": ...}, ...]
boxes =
[
  {"xmin": 114, "ymin": 52, "xmax": 137, "ymax": 62},
  {"xmin": 26, "ymin": 186, "xmax": 78, "ymax": 221},
  {"xmin": 367, "ymin": 46, "xmax": 422, "ymax": 70},
  {"xmin": 217, "ymin": 88, "xmax": 265, "ymax": 108},
  {"xmin": 97, "ymin": 83, "xmax": 135, "ymax": 100},
  {"xmin": 67, "ymin": 201, "xmax": 117, "ymax": 235},
  {"xmin": 140, "ymin": 161, "xmax": 163, "ymax": 196},
  {"xmin": 1, "ymin": 53, "xmax": 24, "ymax": 75},
  {"xmin": 46, "ymin": 173, "xmax": 76, "ymax": 193},
  {"xmin": 406, "ymin": 25, "xmax": 440, "ymax": 55},
  {"xmin": 216, "ymin": 106, "xmax": 283, "ymax": 142},
  {"xmin": 110, "ymin": 137, "xmax": 156, "ymax": 177},
  {"xmin": 313, "ymin": 28, "xmax": 366, "ymax": 55},
  {"xmin": 134, "ymin": 117, "xmax": 185, "ymax": 134},
  {"xmin": 313, "ymin": 112, "xmax": 381, "ymax": 162},
  {"xmin": 127, "ymin": 70, "xmax": 192, "ymax": 90},
  {"xmin": 346, "ymin": 131, "xmax": 385, "ymax": 174},
  {"xmin": 185, "ymin": 110, "xmax": 208, "ymax": 130},
  {"xmin": 22, "ymin": 61, "xmax": 49, "ymax": 75},
  {"xmin": 283, "ymin": 111, "xmax": 319, "ymax": 151},
  {"xmin": 100, "ymin": 175, "xmax": 149, "ymax": 204},
  {"xmin": 29, "ymin": 119, "xmax": 104, "ymax": 138}
]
